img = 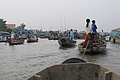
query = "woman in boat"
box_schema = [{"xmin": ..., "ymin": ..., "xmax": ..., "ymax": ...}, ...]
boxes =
[{"xmin": 83, "ymin": 19, "xmax": 92, "ymax": 47}]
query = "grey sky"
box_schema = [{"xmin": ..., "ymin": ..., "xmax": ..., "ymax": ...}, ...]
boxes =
[{"xmin": 0, "ymin": 0, "xmax": 120, "ymax": 31}]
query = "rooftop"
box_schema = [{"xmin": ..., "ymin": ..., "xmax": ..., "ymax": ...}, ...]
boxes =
[{"xmin": 112, "ymin": 28, "xmax": 120, "ymax": 32}]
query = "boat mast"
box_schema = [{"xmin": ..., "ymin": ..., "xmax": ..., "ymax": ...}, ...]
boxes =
[{"xmin": 64, "ymin": 16, "xmax": 66, "ymax": 31}]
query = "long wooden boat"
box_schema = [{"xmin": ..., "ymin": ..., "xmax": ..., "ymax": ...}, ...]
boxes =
[
  {"xmin": 78, "ymin": 39, "xmax": 106, "ymax": 54},
  {"xmin": 27, "ymin": 36, "xmax": 38, "ymax": 43},
  {"xmin": 27, "ymin": 58, "xmax": 120, "ymax": 80},
  {"xmin": 58, "ymin": 37, "xmax": 76, "ymax": 47},
  {"xmin": 8, "ymin": 38, "xmax": 24, "ymax": 45}
]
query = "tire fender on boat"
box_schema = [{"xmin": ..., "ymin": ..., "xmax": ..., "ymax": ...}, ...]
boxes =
[
  {"xmin": 61, "ymin": 38, "xmax": 66, "ymax": 43},
  {"xmin": 62, "ymin": 58, "xmax": 86, "ymax": 64}
]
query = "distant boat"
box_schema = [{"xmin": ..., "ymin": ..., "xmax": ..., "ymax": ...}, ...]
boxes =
[
  {"xmin": 0, "ymin": 31, "xmax": 10, "ymax": 42},
  {"xmin": 39, "ymin": 31, "xmax": 48, "ymax": 38},
  {"xmin": 111, "ymin": 28, "xmax": 120, "ymax": 44},
  {"xmin": 48, "ymin": 35, "xmax": 59, "ymax": 40},
  {"xmin": 27, "ymin": 35, "xmax": 38, "ymax": 43},
  {"xmin": 48, "ymin": 31, "xmax": 59, "ymax": 40},
  {"xmin": 8, "ymin": 38, "xmax": 24, "ymax": 45},
  {"xmin": 27, "ymin": 58, "xmax": 120, "ymax": 80},
  {"xmin": 18, "ymin": 34, "xmax": 27, "ymax": 39},
  {"xmin": 58, "ymin": 37, "xmax": 76, "ymax": 47}
]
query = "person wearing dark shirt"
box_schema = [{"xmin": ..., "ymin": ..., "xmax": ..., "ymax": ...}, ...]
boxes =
[{"xmin": 91, "ymin": 20, "xmax": 97, "ymax": 33}]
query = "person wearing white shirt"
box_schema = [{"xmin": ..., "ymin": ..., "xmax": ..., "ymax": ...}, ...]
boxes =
[
  {"xmin": 10, "ymin": 31, "xmax": 15, "ymax": 43},
  {"xmin": 69, "ymin": 29, "xmax": 74, "ymax": 42},
  {"xmin": 83, "ymin": 19, "xmax": 92, "ymax": 47}
]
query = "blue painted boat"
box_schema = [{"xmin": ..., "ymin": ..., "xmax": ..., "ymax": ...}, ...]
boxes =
[{"xmin": 0, "ymin": 31, "xmax": 10, "ymax": 42}]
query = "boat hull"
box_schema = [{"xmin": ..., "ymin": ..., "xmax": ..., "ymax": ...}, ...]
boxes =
[
  {"xmin": 27, "ymin": 62, "xmax": 120, "ymax": 80},
  {"xmin": 27, "ymin": 39, "xmax": 38, "ymax": 43},
  {"xmin": 78, "ymin": 41, "xmax": 106, "ymax": 54},
  {"xmin": 8, "ymin": 39, "xmax": 24, "ymax": 45}
]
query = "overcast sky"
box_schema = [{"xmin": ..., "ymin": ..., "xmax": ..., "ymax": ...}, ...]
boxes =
[{"xmin": 0, "ymin": 0, "xmax": 120, "ymax": 32}]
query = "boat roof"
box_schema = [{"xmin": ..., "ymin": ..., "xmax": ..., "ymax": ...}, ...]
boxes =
[
  {"xmin": 0, "ymin": 31, "xmax": 10, "ymax": 35},
  {"xmin": 0, "ymin": 31, "xmax": 10, "ymax": 33}
]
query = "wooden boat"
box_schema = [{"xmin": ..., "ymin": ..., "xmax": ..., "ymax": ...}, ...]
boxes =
[
  {"xmin": 78, "ymin": 39, "xmax": 106, "ymax": 54},
  {"xmin": 58, "ymin": 37, "xmax": 76, "ymax": 47},
  {"xmin": 27, "ymin": 35, "xmax": 38, "ymax": 43},
  {"xmin": 8, "ymin": 38, "xmax": 24, "ymax": 45},
  {"xmin": 27, "ymin": 58, "xmax": 120, "ymax": 80},
  {"xmin": 48, "ymin": 35, "xmax": 59, "ymax": 40},
  {"xmin": 48, "ymin": 31, "xmax": 59, "ymax": 40}
]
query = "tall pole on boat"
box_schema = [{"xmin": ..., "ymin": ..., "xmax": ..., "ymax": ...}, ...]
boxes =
[
  {"xmin": 64, "ymin": 16, "xmax": 66, "ymax": 31},
  {"xmin": 82, "ymin": 41, "xmax": 89, "ymax": 58},
  {"xmin": 61, "ymin": 21, "xmax": 63, "ymax": 32},
  {"xmin": 40, "ymin": 25, "xmax": 43, "ymax": 31}
]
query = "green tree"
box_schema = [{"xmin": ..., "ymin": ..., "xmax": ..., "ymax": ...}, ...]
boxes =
[
  {"xmin": 0, "ymin": 19, "xmax": 7, "ymax": 31},
  {"xmin": 0, "ymin": 19, "xmax": 13, "ymax": 32}
]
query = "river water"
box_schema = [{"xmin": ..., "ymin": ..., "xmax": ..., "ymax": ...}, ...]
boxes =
[{"xmin": 0, "ymin": 39, "xmax": 120, "ymax": 80}]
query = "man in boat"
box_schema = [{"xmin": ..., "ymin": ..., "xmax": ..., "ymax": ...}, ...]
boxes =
[
  {"xmin": 10, "ymin": 31, "xmax": 15, "ymax": 43},
  {"xmin": 101, "ymin": 30, "xmax": 106, "ymax": 40},
  {"xmin": 69, "ymin": 29, "xmax": 74, "ymax": 42}
]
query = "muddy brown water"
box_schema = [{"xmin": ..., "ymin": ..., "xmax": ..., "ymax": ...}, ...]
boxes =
[{"xmin": 0, "ymin": 39, "xmax": 120, "ymax": 80}]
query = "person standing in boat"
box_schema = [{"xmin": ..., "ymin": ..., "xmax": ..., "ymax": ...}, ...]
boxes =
[
  {"xmin": 69, "ymin": 29, "xmax": 74, "ymax": 42},
  {"xmin": 83, "ymin": 19, "xmax": 92, "ymax": 47},
  {"xmin": 91, "ymin": 20, "xmax": 97, "ymax": 40},
  {"xmin": 91, "ymin": 20, "xmax": 97, "ymax": 34},
  {"xmin": 10, "ymin": 31, "xmax": 15, "ymax": 43},
  {"xmin": 100, "ymin": 30, "xmax": 105, "ymax": 40}
]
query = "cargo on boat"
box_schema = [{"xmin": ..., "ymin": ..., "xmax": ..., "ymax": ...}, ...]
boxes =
[
  {"xmin": 78, "ymin": 33, "xmax": 107, "ymax": 54},
  {"xmin": 78, "ymin": 39, "xmax": 106, "ymax": 54}
]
